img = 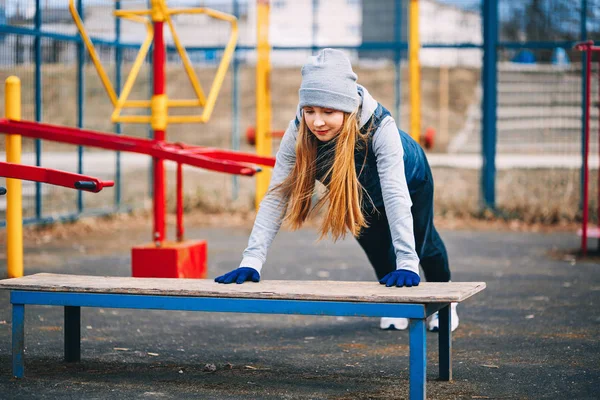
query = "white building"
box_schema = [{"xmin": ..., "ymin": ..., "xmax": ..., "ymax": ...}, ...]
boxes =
[
  {"xmin": 419, "ymin": 0, "xmax": 482, "ymax": 67},
  {"xmin": 1, "ymin": 0, "xmax": 480, "ymax": 67}
]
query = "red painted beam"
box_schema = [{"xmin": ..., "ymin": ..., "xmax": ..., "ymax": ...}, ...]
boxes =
[
  {"xmin": 574, "ymin": 41, "xmax": 600, "ymax": 52},
  {"xmin": 0, "ymin": 119, "xmax": 276, "ymax": 175},
  {"xmin": 0, "ymin": 161, "xmax": 114, "ymax": 193},
  {"xmin": 168, "ymin": 144, "xmax": 276, "ymax": 168}
]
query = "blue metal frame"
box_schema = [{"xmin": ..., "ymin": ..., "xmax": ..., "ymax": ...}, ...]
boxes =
[
  {"xmin": 409, "ymin": 319, "xmax": 426, "ymax": 399},
  {"xmin": 64, "ymin": 306, "xmax": 81, "ymax": 362},
  {"xmin": 0, "ymin": 208, "xmax": 126, "ymax": 228},
  {"xmin": 0, "ymin": 25, "xmax": 140, "ymax": 49},
  {"xmin": 3, "ymin": 0, "xmax": 592, "ymax": 227},
  {"xmin": 312, "ymin": 0, "xmax": 318, "ymax": 52},
  {"xmin": 438, "ymin": 304, "xmax": 452, "ymax": 380},
  {"xmin": 9, "ymin": 289, "xmax": 453, "ymax": 400},
  {"xmin": 0, "ymin": 23, "xmax": 586, "ymax": 54},
  {"xmin": 394, "ymin": 0, "xmax": 402, "ymax": 125},
  {"xmin": 481, "ymin": 0, "xmax": 498, "ymax": 210},
  {"xmin": 115, "ymin": 0, "xmax": 123, "ymax": 209},
  {"xmin": 34, "ymin": 0, "xmax": 42, "ymax": 220},
  {"xmin": 77, "ymin": 0, "xmax": 85, "ymax": 214},
  {"xmin": 11, "ymin": 291, "xmax": 428, "ymax": 317},
  {"xmin": 11, "ymin": 303, "xmax": 24, "ymax": 379},
  {"xmin": 580, "ymin": 0, "xmax": 588, "ymax": 212},
  {"xmin": 0, "ymin": 24, "xmax": 474, "ymax": 53},
  {"xmin": 231, "ymin": 0, "xmax": 240, "ymax": 201},
  {"xmin": 147, "ymin": 0, "xmax": 154, "ymax": 199}
]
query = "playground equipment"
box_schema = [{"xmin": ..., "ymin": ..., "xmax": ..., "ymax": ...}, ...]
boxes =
[
  {"xmin": 74, "ymin": 0, "xmax": 273, "ymax": 278},
  {"xmin": 255, "ymin": 0, "xmax": 273, "ymax": 208},
  {"xmin": 67, "ymin": 0, "xmax": 240, "ymax": 246},
  {"xmin": 69, "ymin": 0, "xmax": 237, "ymax": 125},
  {"xmin": 574, "ymin": 41, "xmax": 600, "ymax": 256},
  {"xmin": 0, "ymin": 162, "xmax": 114, "ymax": 193},
  {"xmin": 409, "ymin": 0, "xmax": 421, "ymax": 144},
  {"xmin": 249, "ymin": 0, "xmax": 423, "ymax": 166},
  {"xmin": 1, "ymin": 159, "xmax": 114, "ymax": 279},
  {"xmin": 246, "ymin": 126, "xmax": 284, "ymax": 146},
  {"xmin": 2, "ymin": 0, "xmax": 277, "ymax": 279},
  {"xmin": 2, "ymin": 76, "xmax": 114, "ymax": 279},
  {"xmin": 0, "ymin": 84, "xmax": 274, "ymax": 279},
  {"xmin": 0, "ymin": 273, "xmax": 485, "ymax": 400}
]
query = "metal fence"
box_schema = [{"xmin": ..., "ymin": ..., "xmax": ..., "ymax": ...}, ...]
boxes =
[{"xmin": 1, "ymin": 0, "xmax": 600, "ymax": 226}]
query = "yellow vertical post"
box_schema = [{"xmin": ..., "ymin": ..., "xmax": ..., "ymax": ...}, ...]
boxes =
[
  {"xmin": 255, "ymin": 0, "xmax": 272, "ymax": 209},
  {"xmin": 5, "ymin": 76, "xmax": 23, "ymax": 278},
  {"xmin": 409, "ymin": 0, "xmax": 421, "ymax": 143},
  {"xmin": 439, "ymin": 65, "xmax": 449, "ymax": 148}
]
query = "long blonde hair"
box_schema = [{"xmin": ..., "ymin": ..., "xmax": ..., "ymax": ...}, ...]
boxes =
[{"xmin": 275, "ymin": 110, "xmax": 371, "ymax": 241}]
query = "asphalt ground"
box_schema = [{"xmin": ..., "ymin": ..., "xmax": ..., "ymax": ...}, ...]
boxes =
[{"xmin": 0, "ymin": 223, "xmax": 598, "ymax": 399}]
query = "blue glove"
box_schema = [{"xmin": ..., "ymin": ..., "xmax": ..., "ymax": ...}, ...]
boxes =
[
  {"xmin": 214, "ymin": 267, "xmax": 260, "ymax": 284},
  {"xmin": 379, "ymin": 270, "xmax": 420, "ymax": 287}
]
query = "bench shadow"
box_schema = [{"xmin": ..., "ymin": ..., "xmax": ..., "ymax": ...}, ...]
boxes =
[{"xmin": 0, "ymin": 354, "xmax": 412, "ymax": 398}]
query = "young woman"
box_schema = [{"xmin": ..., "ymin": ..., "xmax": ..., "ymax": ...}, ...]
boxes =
[{"xmin": 215, "ymin": 49, "xmax": 458, "ymax": 332}]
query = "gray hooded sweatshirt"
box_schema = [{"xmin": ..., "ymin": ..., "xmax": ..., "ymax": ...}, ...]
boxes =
[{"xmin": 238, "ymin": 85, "xmax": 420, "ymax": 276}]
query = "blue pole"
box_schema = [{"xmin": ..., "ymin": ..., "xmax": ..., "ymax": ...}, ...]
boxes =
[
  {"xmin": 231, "ymin": 0, "xmax": 240, "ymax": 201},
  {"xmin": 312, "ymin": 0, "xmax": 318, "ymax": 52},
  {"xmin": 34, "ymin": 0, "xmax": 42, "ymax": 221},
  {"xmin": 481, "ymin": 0, "xmax": 498, "ymax": 210},
  {"xmin": 147, "ymin": 0, "xmax": 154, "ymax": 200},
  {"xmin": 76, "ymin": 0, "xmax": 84, "ymax": 213},
  {"xmin": 11, "ymin": 304, "xmax": 25, "ymax": 379},
  {"xmin": 580, "ymin": 0, "xmax": 588, "ymax": 212},
  {"xmin": 394, "ymin": 0, "xmax": 402, "ymax": 125},
  {"xmin": 115, "ymin": 0, "xmax": 122, "ymax": 210}
]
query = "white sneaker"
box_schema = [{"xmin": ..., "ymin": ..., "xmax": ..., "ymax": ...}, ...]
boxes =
[
  {"xmin": 380, "ymin": 317, "xmax": 409, "ymax": 330},
  {"xmin": 427, "ymin": 303, "xmax": 459, "ymax": 332}
]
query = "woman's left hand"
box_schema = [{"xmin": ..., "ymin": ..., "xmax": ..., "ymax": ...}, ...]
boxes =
[{"xmin": 379, "ymin": 269, "xmax": 420, "ymax": 287}]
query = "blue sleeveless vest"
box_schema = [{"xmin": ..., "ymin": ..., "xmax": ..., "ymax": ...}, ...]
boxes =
[{"xmin": 295, "ymin": 103, "xmax": 428, "ymax": 209}]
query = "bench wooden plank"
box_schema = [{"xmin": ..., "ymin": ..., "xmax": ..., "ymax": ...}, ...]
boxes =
[{"xmin": 0, "ymin": 273, "xmax": 485, "ymax": 303}]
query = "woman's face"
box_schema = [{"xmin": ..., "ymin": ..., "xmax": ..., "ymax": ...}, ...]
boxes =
[{"xmin": 303, "ymin": 106, "xmax": 345, "ymax": 142}]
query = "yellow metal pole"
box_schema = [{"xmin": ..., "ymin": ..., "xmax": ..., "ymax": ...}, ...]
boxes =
[
  {"xmin": 439, "ymin": 65, "xmax": 449, "ymax": 148},
  {"xmin": 409, "ymin": 0, "xmax": 421, "ymax": 143},
  {"xmin": 255, "ymin": 0, "xmax": 272, "ymax": 209},
  {"xmin": 5, "ymin": 76, "xmax": 23, "ymax": 278}
]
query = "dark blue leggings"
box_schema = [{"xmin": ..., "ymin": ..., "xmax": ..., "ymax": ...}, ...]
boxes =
[{"xmin": 355, "ymin": 170, "xmax": 451, "ymax": 283}]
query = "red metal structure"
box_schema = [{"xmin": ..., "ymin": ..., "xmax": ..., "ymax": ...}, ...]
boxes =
[
  {"xmin": 246, "ymin": 126, "xmax": 285, "ymax": 146},
  {"xmin": 574, "ymin": 41, "xmax": 600, "ymax": 256},
  {"xmin": 2, "ymin": 2, "xmax": 275, "ymax": 279},
  {"xmin": 0, "ymin": 119, "xmax": 275, "ymax": 278},
  {"xmin": 0, "ymin": 161, "xmax": 114, "ymax": 193},
  {"xmin": 153, "ymin": 18, "xmax": 167, "ymax": 245},
  {"xmin": 0, "ymin": 120, "xmax": 274, "ymax": 176}
]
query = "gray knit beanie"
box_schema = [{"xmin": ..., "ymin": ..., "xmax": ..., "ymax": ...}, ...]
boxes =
[{"xmin": 299, "ymin": 48, "xmax": 359, "ymax": 113}]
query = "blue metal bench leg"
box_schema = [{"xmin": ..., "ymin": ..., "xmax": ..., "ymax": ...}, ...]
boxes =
[
  {"xmin": 64, "ymin": 306, "xmax": 81, "ymax": 362},
  {"xmin": 439, "ymin": 303, "xmax": 452, "ymax": 381},
  {"xmin": 12, "ymin": 303, "xmax": 25, "ymax": 379},
  {"xmin": 409, "ymin": 318, "xmax": 426, "ymax": 400}
]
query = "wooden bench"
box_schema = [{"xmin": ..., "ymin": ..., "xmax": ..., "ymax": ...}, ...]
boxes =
[{"xmin": 0, "ymin": 273, "xmax": 485, "ymax": 400}]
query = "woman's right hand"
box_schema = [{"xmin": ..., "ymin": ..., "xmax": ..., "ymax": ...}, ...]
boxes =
[{"xmin": 214, "ymin": 267, "xmax": 260, "ymax": 284}]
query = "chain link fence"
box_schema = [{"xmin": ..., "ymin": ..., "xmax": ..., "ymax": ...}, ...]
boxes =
[{"xmin": 1, "ymin": 0, "xmax": 600, "ymax": 225}]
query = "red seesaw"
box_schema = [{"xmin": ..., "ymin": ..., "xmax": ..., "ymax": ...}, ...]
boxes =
[
  {"xmin": 0, "ymin": 118, "xmax": 275, "ymax": 278},
  {"xmin": 0, "ymin": 161, "xmax": 114, "ymax": 193}
]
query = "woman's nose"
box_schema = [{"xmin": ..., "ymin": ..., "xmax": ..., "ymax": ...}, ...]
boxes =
[{"xmin": 314, "ymin": 118, "xmax": 325, "ymax": 127}]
